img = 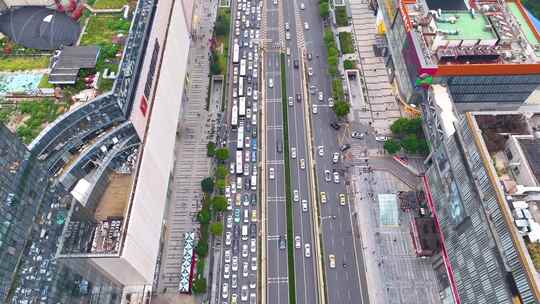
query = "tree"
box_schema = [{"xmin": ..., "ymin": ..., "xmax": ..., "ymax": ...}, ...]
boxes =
[
  {"xmin": 405, "ymin": 117, "xmax": 422, "ymax": 135},
  {"xmin": 417, "ymin": 139, "xmax": 429, "ymax": 155},
  {"xmin": 210, "ymin": 59, "xmax": 221, "ymax": 75},
  {"xmin": 195, "ymin": 241, "xmax": 209, "ymax": 257},
  {"xmin": 384, "ymin": 139, "xmax": 401, "ymax": 154},
  {"xmin": 212, "ymin": 196, "xmax": 228, "ymax": 212},
  {"xmin": 214, "ymin": 9, "xmax": 230, "ymax": 36},
  {"xmin": 324, "ymin": 30, "xmax": 334, "ymax": 46},
  {"xmin": 197, "ymin": 208, "xmax": 211, "ymax": 224},
  {"xmin": 215, "ymin": 165, "xmax": 228, "ymax": 179},
  {"xmin": 390, "ymin": 117, "xmax": 409, "ymax": 136},
  {"xmin": 327, "ymin": 47, "xmax": 338, "ymax": 58},
  {"xmin": 201, "ymin": 177, "xmax": 214, "ymax": 193},
  {"xmin": 207, "ymin": 141, "xmax": 216, "ymax": 157},
  {"xmin": 401, "ymin": 134, "xmax": 419, "ymax": 153},
  {"xmin": 216, "ymin": 179, "xmax": 226, "ymax": 191},
  {"xmin": 319, "ymin": 2, "xmax": 329, "ymax": 18},
  {"xmin": 192, "ymin": 277, "xmax": 207, "ymax": 294},
  {"xmin": 210, "ymin": 222, "xmax": 224, "ymax": 236},
  {"xmin": 333, "ymin": 100, "xmax": 350, "ymax": 118},
  {"xmin": 215, "ymin": 148, "xmax": 230, "ymax": 162},
  {"xmin": 344, "ymin": 59, "xmax": 356, "ymax": 70}
]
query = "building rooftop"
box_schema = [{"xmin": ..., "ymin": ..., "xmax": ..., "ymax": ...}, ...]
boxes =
[
  {"xmin": 518, "ymin": 138, "xmax": 540, "ymax": 186},
  {"xmin": 425, "ymin": 0, "xmax": 467, "ymax": 10},
  {"xmin": 435, "ymin": 11, "xmax": 497, "ymax": 41}
]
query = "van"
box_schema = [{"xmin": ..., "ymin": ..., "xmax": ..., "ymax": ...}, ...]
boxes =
[
  {"xmin": 241, "ymin": 225, "xmax": 248, "ymax": 241},
  {"xmin": 251, "ymin": 175, "xmax": 257, "ymax": 190}
]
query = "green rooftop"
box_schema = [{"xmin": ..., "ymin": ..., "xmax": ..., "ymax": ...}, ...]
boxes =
[
  {"xmin": 435, "ymin": 11, "xmax": 497, "ymax": 41},
  {"xmin": 507, "ymin": 2, "xmax": 540, "ymax": 57}
]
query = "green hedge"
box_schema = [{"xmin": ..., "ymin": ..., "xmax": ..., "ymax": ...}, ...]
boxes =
[
  {"xmin": 338, "ymin": 32, "xmax": 354, "ymax": 54},
  {"xmin": 335, "ymin": 6, "xmax": 348, "ymax": 27}
]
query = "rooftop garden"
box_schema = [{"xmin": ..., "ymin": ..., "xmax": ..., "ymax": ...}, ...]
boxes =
[
  {"xmin": 0, "ymin": 56, "xmax": 50, "ymax": 72},
  {"xmin": 338, "ymin": 31, "xmax": 354, "ymax": 54},
  {"xmin": 90, "ymin": 0, "xmax": 130, "ymax": 9}
]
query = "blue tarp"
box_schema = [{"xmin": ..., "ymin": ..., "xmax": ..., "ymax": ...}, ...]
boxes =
[{"xmin": 525, "ymin": 8, "xmax": 540, "ymax": 34}]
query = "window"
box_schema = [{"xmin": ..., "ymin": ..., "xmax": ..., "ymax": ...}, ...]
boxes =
[{"xmin": 144, "ymin": 40, "xmax": 160, "ymax": 98}]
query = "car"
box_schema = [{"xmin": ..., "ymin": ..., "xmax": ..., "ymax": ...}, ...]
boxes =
[
  {"xmin": 339, "ymin": 193, "xmax": 347, "ymax": 206},
  {"xmin": 307, "ymin": 52, "xmax": 312, "ymax": 60},
  {"xmin": 340, "ymin": 144, "xmax": 351, "ymax": 152},
  {"xmin": 231, "ymin": 183, "xmax": 236, "ymax": 194},
  {"xmin": 375, "ymin": 136, "xmax": 389, "ymax": 142},
  {"xmin": 293, "ymin": 59, "xmax": 299, "ymax": 68},
  {"xmin": 237, "ymin": 177, "xmax": 243, "ymax": 190},
  {"xmin": 222, "ymin": 283, "xmax": 229, "ymax": 299},
  {"xmin": 242, "ymin": 244, "xmax": 249, "ymax": 258},
  {"xmin": 295, "ymin": 235, "xmax": 301, "ymax": 248},
  {"xmin": 233, "ymin": 239, "xmax": 240, "ymax": 254},
  {"xmin": 277, "ymin": 141, "xmax": 283, "ymax": 153},
  {"xmin": 330, "ymin": 122, "xmax": 340, "ymax": 130},
  {"xmin": 227, "ymin": 216, "xmax": 233, "ymax": 229},
  {"xmin": 235, "ymin": 28, "xmax": 240, "ymax": 36},
  {"xmin": 249, "ymin": 281, "xmax": 256, "ymax": 289},
  {"xmin": 232, "ymin": 274, "xmax": 238, "ymax": 289},
  {"xmin": 328, "ymin": 97, "xmax": 334, "ymax": 107},
  {"xmin": 329, "ymin": 254, "xmax": 336, "ymax": 268},
  {"xmin": 252, "ymin": 113, "xmax": 257, "ymax": 126},
  {"xmin": 309, "ymin": 85, "xmax": 316, "ymax": 94},
  {"xmin": 250, "ymin": 238, "xmax": 256, "ymax": 253},
  {"xmin": 235, "ymin": 194, "xmax": 241, "ymax": 206},
  {"xmin": 288, "ymin": 96, "xmax": 293, "ymax": 106},
  {"xmin": 293, "ymin": 189, "xmax": 299, "ymax": 202},
  {"xmin": 286, "ymin": 31, "xmax": 291, "ymax": 40},
  {"xmin": 300, "ymin": 158, "xmax": 305, "ymax": 169},
  {"xmin": 324, "ymin": 170, "xmax": 331, "ymax": 182},
  {"xmin": 250, "ymin": 223, "xmax": 257, "ymax": 237},
  {"xmin": 253, "ymin": 90, "xmax": 258, "ymax": 100},
  {"xmin": 225, "ymin": 249, "xmax": 231, "ymax": 263},
  {"xmin": 312, "ymin": 104, "xmax": 318, "ymax": 114},
  {"xmin": 247, "ymin": 86, "xmax": 252, "ymax": 96},
  {"xmin": 296, "ymin": 93, "xmax": 302, "ymax": 102},
  {"xmin": 251, "ymin": 210, "xmax": 257, "ymax": 222},
  {"xmin": 333, "ymin": 171, "xmax": 340, "ymax": 184},
  {"xmin": 250, "ymin": 192, "xmax": 257, "ymax": 205},
  {"xmin": 251, "ymin": 257, "xmax": 257, "ymax": 271},
  {"xmin": 304, "ymin": 243, "xmax": 311, "ymax": 258},
  {"xmin": 352, "ymin": 131, "xmax": 364, "ymax": 139},
  {"xmin": 250, "ymin": 293, "xmax": 256, "ymax": 304},
  {"xmin": 285, "ymin": 22, "xmax": 290, "ymax": 30},
  {"xmin": 224, "ymin": 263, "xmax": 230, "ymax": 279},
  {"xmin": 302, "ymin": 199, "xmax": 308, "ymax": 212},
  {"xmin": 320, "ymin": 191, "xmax": 327, "ymax": 204},
  {"xmin": 226, "ymin": 232, "xmax": 232, "ymax": 246},
  {"xmin": 318, "ymin": 91, "xmax": 324, "ymax": 101},
  {"xmin": 232, "ymin": 256, "xmax": 239, "ymax": 271},
  {"xmin": 243, "ymin": 194, "xmax": 250, "ymax": 206},
  {"xmin": 268, "ymin": 78, "xmax": 273, "ymax": 88},
  {"xmin": 234, "ymin": 225, "xmax": 240, "ymax": 239},
  {"xmin": 243, "ymin": 262, "xmax": 249, "ymax": 277},
  {"xmin": 332, "ymin": 152, "xmax": 340, "ymax": 164},
  {"xmin": 300, "ymin": 2, "xmax": 305, "ymax": 9},
  {"xmin": 291, "ymin": 147, "xmax": 297, "ymax": 158},
  {"xmin": 318, "ymin": 146, "xmax": 324, "ymax": 156},
  {"xmin": 308, "ymin": 67, "xmax": 313, "ymax": 76},
  {"xmin": 241, "ymin": 285, "xmax": 249, "ymax": 301},
  {"xmin": 244, "ymin": 163, "xmax": 250, "ymax": 176},
  {"xmin": 244, "ymin": 210, "xmax": 249, "ymax": 223},
  {"xmin": 286, "ymin": 47, "xmax": 291, "ymax": 56},
  {"xmin": 304, "ymin": 22, "xmax": 309, "ymax": 30},
  {"xmin": 269, "ymin": 167, "xmax": 275, "ymax": 179},
  {"xmin": 279, "ymin": 236, "xmax": 286, "ymax": 249},
  {"xmin": 227, "ymin": 197, "xmax": 233, "ymax": 210},
  {"xmin": 234, "ymin": 208, "xmax": 241, "ymax": 223},
  {"xmin": 230, "ymin": 163, "xmax": 235, "ymax": 174},
  {"xmin": 244, "ymin": 30, "xmax": 248, "ymax": 38},
  {"xmin": 225, "ymin": 186, "xmax": 231, "ymax": 198}
]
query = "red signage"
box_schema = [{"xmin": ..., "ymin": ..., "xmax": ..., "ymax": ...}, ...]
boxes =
[{"xmin": 139, "ymin": 95, "xmax": 148, "ymax": 117}]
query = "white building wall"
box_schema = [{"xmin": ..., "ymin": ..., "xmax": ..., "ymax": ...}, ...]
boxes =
[
  {"xmin": 1, "ymin": 0, "xmax": 53, "ymax": 6},
  {"xmin": 122, "ymin": 0, "xmax": 190, "ymax": 284}
]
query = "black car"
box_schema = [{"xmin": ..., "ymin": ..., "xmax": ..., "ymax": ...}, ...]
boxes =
[
  {"xmin": 293, "ymin": 59, "xmax": 299, "ymax": 68},
  {"xmin": 234, "ymin": 225, "xmax": 240, "ymax": 239},
  {"xmin": 252, "ymin": 127, "xmax": 257, "ymax": 138},
  {"xmin": 244, "ymin": 178, "xmax": 250, "ymax": 190},
  {"xmin": 250, "ymin": 223, "xmax": 257, "ymax": 237},
  {"xmin": 247, "ymin": 75, "xmax": 252, "ymax": 84},
  {"xmin": 296, "ymin": 93, "xmax": 302, "ymax": 102},
  {"xmin": 233, "ymin": 239, "xmax": 240, "ymax": 254},
  {"xmin": 307, "ymin": 53, "xmax": 313, "ymax": 60},
  {"xmin": 250, "ymin": 193, "xmax": 257, "ymax": 206},
  {"xmin": 340, "ymin": 144, "xmax": 351, "ymax": 152},
  {"xmin": 279, "ymin": 236, "xmax": 286, "ymax": 250},
  {"xmin": 277, "ymin": 141, "xmax": 283, "ymax": 153},
  {"xmin": 330, "ymin": 122, "xmax": 340, "ymax": 130}
]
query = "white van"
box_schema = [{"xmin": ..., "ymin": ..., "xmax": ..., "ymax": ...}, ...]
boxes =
[
  {"xmin": 241, "ymin": 225, "xmax": 248, "ymax": 241},
  {"xmin": 250, "ymin": 175, "xmax": 257, "ymax": 190}
]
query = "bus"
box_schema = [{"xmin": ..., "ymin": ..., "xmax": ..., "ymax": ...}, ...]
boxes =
[
  {"xmin": 233, "ymin": 43, "xmax": 240, "ymax": 64},
  {"xmin": 231, "ymin": 105, "xmax": 238, "ymax": 128},
  {"xmin": 238, "ymin": 76, "xmax": 244, "ymax": 97},
  {"xmin": 237, "ymin": 123, "xmax": 244, "ymax": 149},
  {"xmin": 239, "ymin": 97, "xmax": 246, "ymax": 117},
  {"xmin": 236, "ymin": 150, "xmax": 243, "ymax": 175},
  {"xmin": 240, "ymin": 59, "xmax": 247, "ymax": 76}
]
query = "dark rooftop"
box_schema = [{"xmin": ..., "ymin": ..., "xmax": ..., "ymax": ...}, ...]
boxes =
[
  {"xmin": 518, "ymin": 138, "xmax": 540, "ymax": 185},
  {"xmin": 425, "ymin": 0, "xmax": 467, "ymax": 10},
  {"xmin": 49, "ymin": 46, "xmax": 100, "ymax": 84}
]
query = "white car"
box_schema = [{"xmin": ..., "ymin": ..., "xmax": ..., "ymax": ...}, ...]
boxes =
[
  {"xmin": 328, "ymin": 97, "xmax": 334, "ymax": 107},
  {"xmin": 253, "ymin": 90, "xmax": 258, "ymax": 100},
  {"xmin": 286, "ymin": 31, "xmax": 291, "ymax": 40},
  {"xmin": 304, "ymin": 243, "xmax": 311, "ymax": 258},
  {"xmin": 304, "ymin": 22, "xmax": 309, "ymax": 30},
  {"xmin": 288, "ymin": 96, "xmax": 293, "ymax": 106},
  {"xmin": 225, "ymin": 186, "xmax": 231, "ymax": 198},
  {"xmin": 243, "ymin": 262, "xmax": 249, "ymax": 277},
  {"xmin": 320, "ymin": 192, "xmax": 327, "ymax": 204},
  {"xmin": 241, "ymin": 285, "xmax": 249, "ymax": 301},
  {"xmin": 329, "ymin": 254, "xmax": 336, "ymax": 268},
  {"xmin": 225, "ymin": 249, "xmax": 231, "ymax": 263},
  {"xmin": 268, "ymin": 78, "xmax": 274, "ymax": 88},
  {"xmin": 231, "ymin": 274, "xmax": 238, "ymax": 289},
  {"xmin": 300, "ymin": 2, "xmax": 305, "ymax": 9},
  {"xmin": 227, "ymin": 215, "xmax": 233, "ymax": 229},
  {"xmin": 301, "ymin": 199, "xmax": 308, "ymax": 212},
  {"xmin": 250, "ymin": 281, "xmax": 256, "ymax": 289},
  {"xmin": 247, "ymin": 86, "xmax": 252, "ymax": 96},
  {"xmin": 291, "ymin": 147, "xmax": 297, "ymax": 159},
  {"xmin": 332, "ymin": 152, "xmax": 340, "ymax": 163},
  {"xmin": 285, "ymin": 22, "xmax": 290, "ymax": 30},
  {"xmin": 230, "ymin": 163, "xmax": 235, "ymax": 174},
  {"xmin": 300, "ymin": 158, "xmax": 305, "ymax": 169},
  {"xmin": 231, "ymin": 182, "xmax": 237, "ymax": 194},
  {"xmin": 324, "ymin": 170, "xmax": 331, "ymax": 182},
  {"xmin": 226, "ymin": 232, "xmax": 232, "ymax": 246},
  {"xmin": 295, "ymin": 235, "xmax": 301, "ymax": 249},
  {"xmin": 224, "ymin": 263, "xmax": 230, "ymax": 279},
  {"xmin": 333, "ymin": 171, "xmax": 340, "ymax": 184},
  {"xmin": 339, "ymin": 193, "xmax": 347, "ymax": 206},
  {"xmin": 312, "ymin": 104, "xmax": 318, "ymax": 114},
  {"xmin": 251, "ymin": 256, "xmax": 257, "ymax": 271},
  {"xmin": 308, "ymin": 67, "xmax": 313, "ymax": 76},
  {"xmin": 273, "ymin": 0, "xmax": 277, "ymax": 5},
  {"xmin": 232, "ymin": 256, "xmax": 239, "ymax": 271},
  {"xmin": 222, "ymin": 282, "xmax": 229, "ymax": 299},
  {"xmin": 293, "ymin": 190, "xmax": 299, "ymax": 202},
  {"xmin": 318, "ymin": 146, "xmax": 324, "ymax": 156},
  {"xmin": 318, "ymin": 91, "xmax": 323, "ymax": 101},
  {"xmin": 250, "ymin": 238, "xmax": 256, "ymax": 253},
  {"xmin": 269, "ymin": 167, "xmax": 275, "ymax": 179},
  {"xmin": 375, "ymin": 136, "xmax": 389, "ymax": 142},
  {"xmin": 242, "ymin": 244, "xmax": 249, "ymax": 258}
]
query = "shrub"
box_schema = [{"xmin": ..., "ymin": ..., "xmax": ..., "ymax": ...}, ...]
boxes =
[
  {"xmin": 216, "ymin": 179, "xmax": 226, "ymax": 191},
  {"xmin": 210, "ymin": 222, "xmax": 224, "ymax": 236},
  {"xmin": 192, "ymin": 277, "xmax": 207, "ymax": 294},
  {"xmin": 384, "ymin": 139, "xmax": 401, "ymax": 154},
  {"xmin": 207, "ymin": 141, "xmax": 216, "ymax": 157},
  {"xmin": 201, "ymin": 177, "xmax": 214, "ymax": 193},
  {"xmin": 335, "ymin": 6, "xmax": 349, "ymax": 27},
  {"xmin": 212, "ymin": 196, "xmax": 228, "ymax": 212},
  {"xmin": 339, "ymin": 32, "xmax": 354, "ymax": 54},
  {"xmin": 333, "ymin": 100, "xmax": 350, "ymax": 118},
  {"xmin": 215, "ymin": 165, "xmax": 228, "ymax": 179},
  {"xmin": 215, "ymin": 148, "xmax": 230, "ymax": 162},
  {"xmin": 319, "ymin": 2, "xmax": 330, "ymax": 18},
  {"xmin": 195, "ymin": 241, "xmax": 209, "ymax": 257},
  {"xmin": 343, "ymin": 59, "xmax": 356, "ymax": 70},
  {"xmin": 197, "ymin": 209, "xmax": 211, "ymax": 224}
]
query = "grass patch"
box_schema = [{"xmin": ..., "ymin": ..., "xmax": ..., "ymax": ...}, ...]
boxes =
[
  {"xmin": 13, "ymin": 99, "xmax": 69, "ymax": 144},
  {"xmin": 335, "ymin": 6, "xmax": 348, "ymax": 27},
  {"xmin": 80, "ymin": 15, "xmax": 130, "ymax": 46},
  {"xmin": 38, "ymin": 74, "xmax": 54, "ymax": 89},
  {"xmin": 0, "ymin": 56, "xmax": 49, "ymax": 72},
  {"xmin": 280, "ymin": 53, "xmax": 296, "ymax": 304},
  {"xmin": 93, "ymin": 0, "xmax": 128, "ymax": 9},
  {"xmin": 211, "ymin": 8, "xmax": 231, "ymax": 75},
  {"xmin": 338, "ymin": 32, "xmax": 354, "ymax": 54}
]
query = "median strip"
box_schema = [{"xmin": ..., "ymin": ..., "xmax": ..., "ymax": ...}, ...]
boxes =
[{"xmin": 280, "ymin": 52, "xmax": 297, "ymax": 304}]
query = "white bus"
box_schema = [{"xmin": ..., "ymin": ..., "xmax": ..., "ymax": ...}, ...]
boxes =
[
  {"xmin": 238, "ymin": 76, "xmax": 244, "ymax": 97},
  {"xmin": 236, "ymin": 151, "xmax": 243, "ymax": 175},
  {"xmin": 231, "ymin": 105, "xmax": 238, "ymax": 128},
  {"xmin": 233, "ymin": 43, "xmax": 240, "ymax": 64},
  {"xmin": 239, "ymin": 97, "xmax": 246, "ymax": 117},
  {"xmin": 240, "ymin": 59, "xmax": 247, "ymax": 76},
  {"xmin": 237, "ymin": 123, "xmax": 244, "ymax": 149}
]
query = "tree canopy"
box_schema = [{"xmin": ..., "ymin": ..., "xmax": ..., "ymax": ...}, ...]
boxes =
[
  {"xmin": 333, "ymin": 100, "xmax": 350, "ymax": 118},
  {"xmin": 384, "ymin": 139, "xmax": 401, "ymax": 154},
  {"xmin": 210, "ymin": 222, "xmax": 224, "ymax": 236},
  {"xmin": 212, "ymin": 196, "xmax": 228, "ymax": 212},
  {"xmin": 201, "ymin": 177, "xmax": 214, "ymax": 193},
  {"xmin": 215, "ymin": 148, "xmax": 230, "ymax": 162}
]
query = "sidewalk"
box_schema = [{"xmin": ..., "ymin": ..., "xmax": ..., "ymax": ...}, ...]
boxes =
[{"xmin": 155, "ymin": 0, "xmax": 219, "ymax": 296}]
